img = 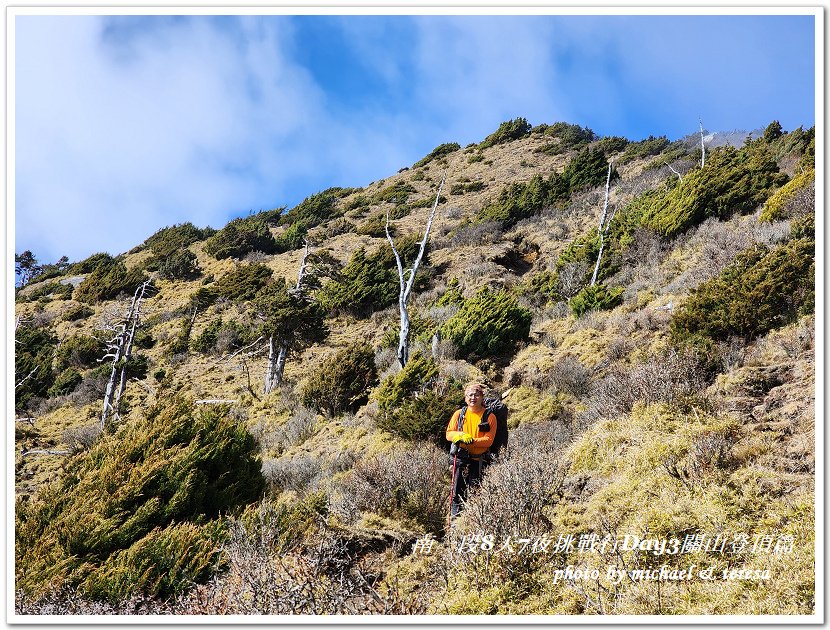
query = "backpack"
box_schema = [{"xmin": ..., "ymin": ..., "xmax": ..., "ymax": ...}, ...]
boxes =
[{"xmin": 483, "ymin": 396, "xmax": 509, "ymax": 456}]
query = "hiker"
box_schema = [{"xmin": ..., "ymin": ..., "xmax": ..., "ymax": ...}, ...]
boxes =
[{"xmin": 446, "ymin": 382, "xmax": 497, "ymax": 518}]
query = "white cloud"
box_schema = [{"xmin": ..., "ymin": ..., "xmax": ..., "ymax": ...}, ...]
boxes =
[
  {"xmin": 409, "ymin": 16, "xmax": 563, "ymax": 142},
  {"xmin": 14, "ymin": 15, "xmax": 435, "ymax": 263},
  {"xmin": 16, "ymin": 16, "xmax": 324, "ymax": 262}
]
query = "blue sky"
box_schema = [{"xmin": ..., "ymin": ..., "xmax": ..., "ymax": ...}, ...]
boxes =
[{"xmin": 13, "ymin": 12, "xmax": 817, "ymax": 265}]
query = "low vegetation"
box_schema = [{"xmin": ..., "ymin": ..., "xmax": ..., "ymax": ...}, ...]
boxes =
[
  {"xmin": 15, "ymin": 398, "xmax": 263, "ymax": 602},
  {"xmin": 203, "ymin": 214, "xmax": 279, "ymax": 260},
  {"xmin": 14, "ymin": 118, "xmax": 815, "ymax": 617}
]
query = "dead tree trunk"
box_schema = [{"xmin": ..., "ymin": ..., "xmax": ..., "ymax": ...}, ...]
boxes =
[
  {"xmin": 264, "ymin": 240, "xmax": 311, "ymax": 394},
  {"xmin": 666, "ymin": 162, "xmax": 683, "ymax": 183},
  {"xmin": 387, "ymin": 174, "xmax": 446, "ymax": 368},
  {"xmin": 590, "ymin": 164, "xmax": 615, "ymax": 287},
  {"xmin": 264, "ymin": 336, "xmax": 277, "ymax": 393},
  {"xmin": 699, "ymin": 118, "xmax": 706, "ymax": 168},
  {"xmin": 100, "ymin": 280, "xmax": 152, "ymax": 428}
]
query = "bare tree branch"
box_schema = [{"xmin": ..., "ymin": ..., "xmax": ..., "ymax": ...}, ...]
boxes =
[
  {"xmin": 100, "ymin": 280, "xmax": 154, "ymax": 429},
  {"xmin": 267, "ymin": 238, "xmax": 313, "ymax": 393},
  {"xmin": 666, "ymin": 162, "xmax": 683, "ymax": 182},
  {"xmin": 20, "ymin": 449, "xmax": 71, "ymax": 457},
  {"xmin": 590, "ymin": 164, "xmax": 614, "ymax": 287},
  {"xmin": 291, "ymin": 239, "xmax": 311, "ymax": 294},
  {"xmin": 386, "ymin": 174, "xmax": 446, "ymax": 367},
  {"xmin": 219, "ymin": 335, "xmax": 265, "ymax": 364},
  {"xmin": 15, "ymin": 367, "xmax": 39, "ymax": 390}
]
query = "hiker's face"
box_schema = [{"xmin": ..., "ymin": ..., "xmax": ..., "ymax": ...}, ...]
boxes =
[{"xmin": 465, "ymin": 389, "xmax": 483, "ymax": 405}]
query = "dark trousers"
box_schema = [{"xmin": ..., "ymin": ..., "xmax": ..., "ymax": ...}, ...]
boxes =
[{"xmin": 450, "ymin": 456, "xmax": 482, "ymax": 517}]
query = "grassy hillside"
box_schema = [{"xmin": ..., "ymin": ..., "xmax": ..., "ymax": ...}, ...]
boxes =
[{"xmin": 14, "ymin": 119, "xmax": 815, "ymax": 616}]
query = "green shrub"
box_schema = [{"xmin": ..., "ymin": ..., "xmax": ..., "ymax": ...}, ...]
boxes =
[
  {"xmin": 794, "ymin": 130, "xmax": 815, "ymax": 171},
  {"xmin": 15, "ymin": 253, "xmax": 69, "ymax": 287},
  {"xmin": 185, "ymin": 322, "xmax": 217, "ymax": 355},
  {"xmin": 143, "ymin": 223, "xmax": 208, "ymax": 277},
  {"xmin": 554, "ymin": 229, "xmax": 624, "ymax": 295},
  {"xmin": 74, "ymin": 260, "xmax": 148, "ymax": 304},
  {"xmin": 213, "ymin": 263, "xmax": 272, "ymax": 301},
  {"xmin": 383, "ymin": 389, "xmax": 463, "ymax": 443},
  {"xmin": 276, "ymin": 189, "xmax": 350, "ymax": 250},
  {"xmin": 434, "ymin": 277, "xmax": 465, "ymax": 308},
  {"xmin": 123, "ymin": 354, "xmax": 149, "ymax": 380},
  {"xmin": 273, "ymin": 221, "xmax": 309, "ymax": 253},
  {"xmin": 187, "ymin": 286, "xmax": 218, "ymax": 312},
  {"xmin": 300, "ymin": 342, "xmax": 378, "ymax": 417},
  {"xmin": 133, "ymin": 328, "xmax": 154, "ymax": 350},
  {"xmin": 451, "ymin": 181, "xmax": 486, "ymax": 196},
  {"xmin": 318, "ymin": 238, "xmax": 428, "ymax": 317},
  {"xmin": 622, "ymin": 145, "xmax": 787, "ymax": 237},
  {"xmin": 556, "ymin": 231, "xmax": 601, "ymax": 270},
  {"xmin": 413, "ymin": 142, "xmax": 461, "ymax": 168},
  {"xmin": 380, "ymin": 312, "xmax": 436, "ymax": 349},
  {"xmin": 479, "ymin": 117, "xmax": 532, "ymax": 149},
  {"xmin": 546, "ymin": 121, "xmax": 596, "ymax": 140},
  {"xmin": 671, "ymin": 238, "xmax": 814, "ymax": 341},
  {"xmin": 62, "ymin": 303, "xmax": 95, "ymax": 322},
  {"xmin": 617, "ymin": 135, "xmax": 671, "ymax": 164},
  {"xmin": 373, "ymin": 181, "xmax": 417, "ymax": 205},
  {"xmin": 595, "ymin": 135, "xmax": 630, "ymax": 155},
  {"xmin": 759, "ymin": 167, "xmax": 814, "ymax": 222},
  {"xmin": 762, "ymin": 120, "xmax": 783, "ymax": 142},
  {"xmin": 534, "ymin": 122, "xmax": 597, "ymax": 155},
  {"xmin": 518, "ymin": 270, "xmax": 560, "ymax": 302},
  {"xmin": 280, "ymin": 188, "xmax": 353, "ymax": 231},
  {"xmin": 344, "ymin": 194, "xmax": 371, "ymax": 213},
  {"xmin": 191, "ymin": 318, "xmax": 252, "ymax": 354},
  {"xmin": 476, "ymin": 173, "xmax": 566, "ymax": 228},
  {"xmin": 155, "ymin": 249, "xmax": 201, "ymax": 280},
  {"xmin": 790, "ymin": 213, "xmax": 815, "ymax": 241},
  {"xmin": 765, "ymin": 124, "xmax": 813, "ymax": 166},
  {"xmin": 55, "ymin": 334, "xmax": 101, "ymax": 371},
  {"xmin": 374, "ymin": 354, "xmax": 462, "ymax": 442},
  {"xmin": 48, "ymin": 367, "xmax": 82, "ymax": 397},
  {"xmin": 441, "ymin": 288, "xmax": 532, "ymax": 360},
  {"xmin": 356, "ymin": 211, "xmax": 395, "ymax": 237},
  {"xmin": 86, "ymin": 520, "xmax": 225, "ymax": 602},
  {"xmin": 253, "ymin": 278, "xmax": 328, "ymax": 356},
  {"xmin": 15, "ymin": 326, "xmax": 56, "ymax": 410},
  {"xmin": 569, "ymin": 283, "xmax": 624, "ymax": 317},
  {"xmin": 203, "ymin": 215, "xmax": 278, "ymax": 260},
  {"xmin": 67, "ymin": 252, "xmax": 116, "ymax": 275},
  {"xmin": 143, "ymin": 222, "xmax": 207, "ymax": 252},
  {"xmin": 561, "ymin": 147, "xmax": 616, "ymax": 194},
  {"xmin": 375, "ymin": 352, "xmax": 438, "ymax": 412},
  {"xmin": 16, "ymin": 280, "xmax": 73, "ymax": 303},
  {"xmin": 476, "ymin": 148, "xmax": 615, "ymax": 228},
  {"xmin": 15, "ymin": 397, "xmax": 263, "ymax": 601}
]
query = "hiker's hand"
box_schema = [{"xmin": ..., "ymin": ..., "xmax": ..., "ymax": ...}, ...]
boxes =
[{"xmin": 452, "ymin": 433, "xmax": 473, "ymax": 444}]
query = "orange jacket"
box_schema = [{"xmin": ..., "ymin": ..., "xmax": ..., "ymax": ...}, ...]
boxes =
[{"xmin": 446, "ymin": 406, "xmax": 497, "ymax": 457}]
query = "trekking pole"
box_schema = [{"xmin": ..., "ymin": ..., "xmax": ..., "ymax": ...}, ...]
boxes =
[{"xmin": 447, "ymin": 449, "xmax": 459, "ymax": 532}]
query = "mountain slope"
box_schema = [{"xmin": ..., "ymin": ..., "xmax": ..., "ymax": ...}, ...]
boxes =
[{"xmin": 14, "ymin": 118, "xmax": 816, "ymax": 615}]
